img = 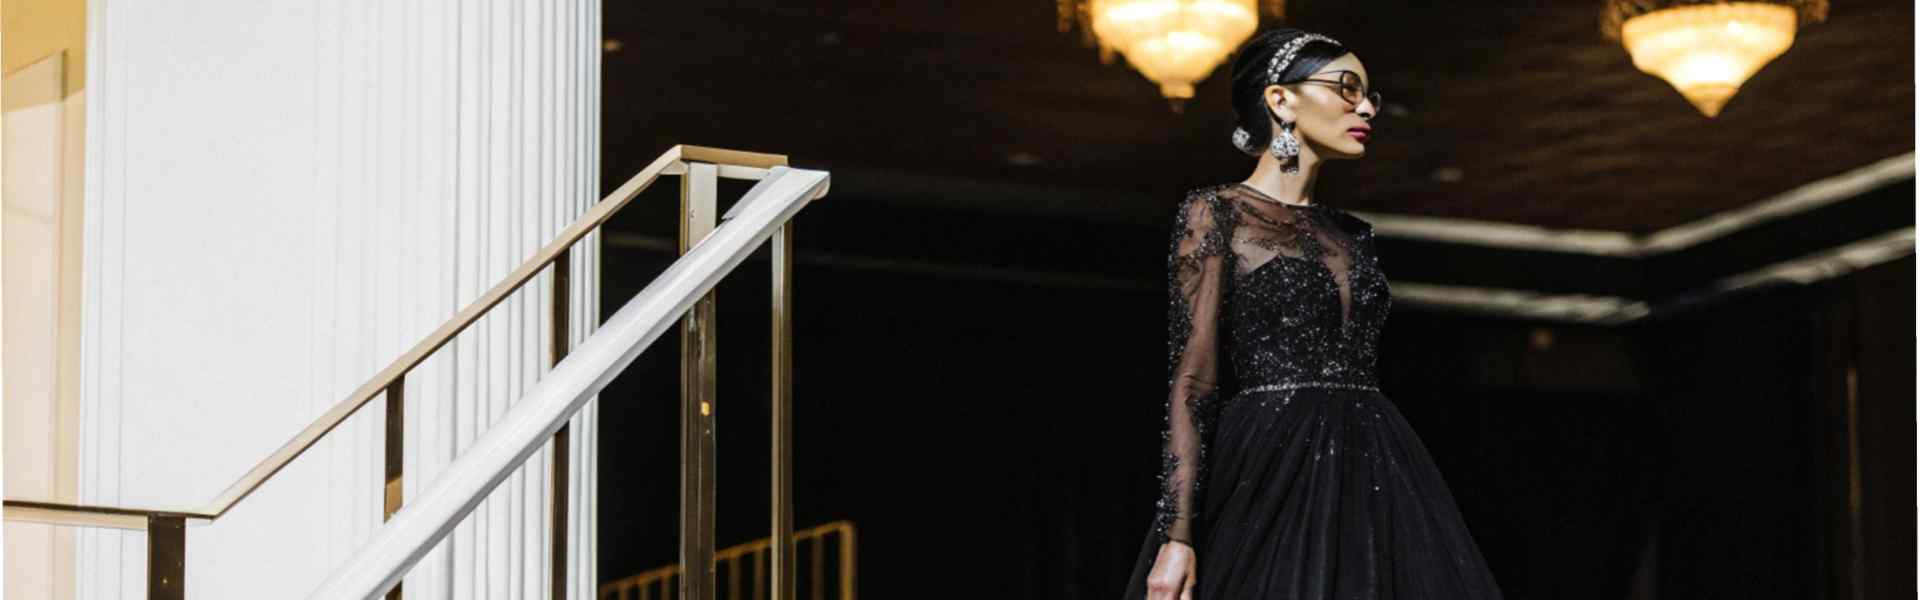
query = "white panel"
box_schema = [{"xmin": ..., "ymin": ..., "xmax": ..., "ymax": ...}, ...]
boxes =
[
  {"xmin": 5, "ymin": 51, "xmax": 73, "ymax": 600},
  {"xmin": 76, "ymin": 0, "xmax": 602, "ymax": 596}
]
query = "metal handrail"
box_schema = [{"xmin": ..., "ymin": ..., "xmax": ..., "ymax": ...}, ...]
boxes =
[
  {"xmin": 305, "ymin": 163, "xmax": 830, "ymax": 599},
  {"xmin": 1, "ymin": 145, "xmax": 813, "ymax": 600}
]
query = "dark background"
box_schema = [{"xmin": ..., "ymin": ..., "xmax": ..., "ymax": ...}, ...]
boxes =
[
  {"xmin": 591, "ymin": 2, "xmax": 1916, "ymax": 598},
  {"xmin": 594, "ymin": 200, "xmax": 1913, "ymax": 599}
]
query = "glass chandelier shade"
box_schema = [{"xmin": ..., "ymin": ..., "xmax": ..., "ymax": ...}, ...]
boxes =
[
  {"xmin": 1088, "ymin": 0, "xmax": 1261, "ymax": 99},
  {"xmin": 1603, "ymin": 0, "xmax": 1828, "ymax": 117}
]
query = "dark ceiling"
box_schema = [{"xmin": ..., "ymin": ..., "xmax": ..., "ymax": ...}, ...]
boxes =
[{"xmin": 602, "ymin": 0, "xmax": 1913, "ymax": 233}]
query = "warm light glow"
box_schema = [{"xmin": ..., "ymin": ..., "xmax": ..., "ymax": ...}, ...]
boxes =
[
  {"xmin": 1619, "ymin": 2, "xmax": 1799, "ymax": 117},
  {"xmin": 1088, "ymin": 0, "xmax": 1260, "ymax": 99}
]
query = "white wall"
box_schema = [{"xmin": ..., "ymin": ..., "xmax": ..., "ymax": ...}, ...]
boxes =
[
  {"xmin": 77, "ymin": 0, "xmax": 601, "ymax": 597},
  {"xmin": 5, "ymin": 50, "xmax": 85, "ymax": 600}
]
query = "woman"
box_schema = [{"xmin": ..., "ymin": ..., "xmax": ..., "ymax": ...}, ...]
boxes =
[{"xmin": 1124, "ymin": 29, "xmax": 1504, "ymax": 600}]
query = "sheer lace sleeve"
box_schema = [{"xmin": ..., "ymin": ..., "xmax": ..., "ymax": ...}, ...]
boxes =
[{"xmin": 1153, "ymin": 190, "xmax": 1233, "ymax": 546}]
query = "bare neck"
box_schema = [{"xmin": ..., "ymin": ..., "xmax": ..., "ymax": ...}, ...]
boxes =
[{"xmin": 1241, "ymin": 145, "xmax": 1324, "ymax": 206}]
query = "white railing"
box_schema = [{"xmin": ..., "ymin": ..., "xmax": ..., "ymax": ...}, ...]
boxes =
[{"xmin": 308, "ymin": 165, "xmax": 829, "ymax": 599}]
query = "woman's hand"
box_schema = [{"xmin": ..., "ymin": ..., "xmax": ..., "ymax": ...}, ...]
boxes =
[{"xmin": 1146, "ymin": 540, "xmax": 1197, "ymax": 600}]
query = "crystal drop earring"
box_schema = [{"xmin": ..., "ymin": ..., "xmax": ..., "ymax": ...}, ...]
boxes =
[{"xmin": 1270, "ymin": 121, "xmax": 1301, "ymax": 173}]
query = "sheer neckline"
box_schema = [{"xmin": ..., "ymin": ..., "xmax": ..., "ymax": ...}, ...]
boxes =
[{"xmin": 1233, "ymin": 182, "xmax": 1323, "ymax": 209}]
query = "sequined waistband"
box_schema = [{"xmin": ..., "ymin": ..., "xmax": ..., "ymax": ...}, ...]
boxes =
[{"xmin": 1242, "ymin": 380, "xmax": 1380, "ymax": 393}]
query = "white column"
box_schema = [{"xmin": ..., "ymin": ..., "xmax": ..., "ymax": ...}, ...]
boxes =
[{"xmin": 76, "ymin": 0, "xmax": 601, "ymax": 597}]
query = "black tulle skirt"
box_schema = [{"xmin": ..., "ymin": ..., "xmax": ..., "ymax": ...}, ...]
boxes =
[{"xmin": 1125, "ymin": 387, "xmax": 1504, "ymax": 599}]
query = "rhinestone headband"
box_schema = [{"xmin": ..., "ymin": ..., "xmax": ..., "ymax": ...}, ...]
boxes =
[{"xmin": 1264, "ymin": 33, "xmax": 1342, "ymax": 86}]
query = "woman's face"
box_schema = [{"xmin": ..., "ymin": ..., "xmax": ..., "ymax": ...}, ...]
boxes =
[{"xmin": 1265, "ymin": 53, "xmax": 1377, "ymax": 161}]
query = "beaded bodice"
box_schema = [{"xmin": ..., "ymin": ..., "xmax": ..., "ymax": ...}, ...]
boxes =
[
  {"xmin": 1151, "ymin": 182, "xmax": 1392, "ymax": 546},
  {"xmin": 1217, "ymin": 184, "xmax": 1390, "ymax": 389}
]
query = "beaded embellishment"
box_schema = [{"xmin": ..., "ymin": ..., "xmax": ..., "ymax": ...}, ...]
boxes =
[
  {"xmin": 1243, "ymin": 381, "xmax": 1380, "ymax": 393},
  {"xmin": 1265, "ymin": 33, "xmax": 1342, "ymax": 86}
]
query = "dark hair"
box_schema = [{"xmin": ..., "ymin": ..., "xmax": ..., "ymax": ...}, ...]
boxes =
[{"xmin": 1227, "ymin": 28, "xmax": 1349, "ymax": 155}]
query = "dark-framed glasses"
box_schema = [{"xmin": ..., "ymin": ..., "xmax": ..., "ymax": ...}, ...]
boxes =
[{"xmin": 1294, "ymin": 70, "xmax": 1381, "ymax": 113}]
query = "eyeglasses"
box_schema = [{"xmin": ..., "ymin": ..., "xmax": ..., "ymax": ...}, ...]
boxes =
[{"xmin": 1292, "ymin": 70, "xmax": 1381, "ymax": 114}]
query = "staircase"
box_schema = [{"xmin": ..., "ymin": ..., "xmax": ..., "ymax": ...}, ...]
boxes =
[{"xmin": 3, "ymin": 145, "xmax": 831, "ymax": 600}]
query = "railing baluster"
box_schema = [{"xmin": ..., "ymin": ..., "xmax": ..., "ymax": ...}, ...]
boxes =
[
  {"xmin": 384, "ymin": 375, "xmax": 407, "ymax": 599},
  {"xmin": 595, "ymin": 521, "xmax": 853, "ymax": 600},
  {"xmin": 148, "ymin": 515, "xmax": 185, "ymax": 600},
  {"xmin": 728, "ymin": 552, "xmax": 743, "ymax": 599},
  {"xmin": 837, "ymin": 525, "xmax": 856, "ymax": 600},
  {"xmin": 754, "ymin": 547, "xmax": 767, "ymax": 600},
  {"xmin": 808, "ymin": 535, "xmax": 824, "ymax": 600},
  {"xmin": 553, "ymin": 246, "xmax": 574, "ymax": 599},
  {"xmin": 681, "ymin": 161, "xmax": 721, "ymax": 600},
  {"xmin": 771, "ymin": 223, "xmax": 796, "ymax": 600}
]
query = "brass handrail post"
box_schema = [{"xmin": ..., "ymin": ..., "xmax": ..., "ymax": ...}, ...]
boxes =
[
  {"xmin": 148, "ymin": 515, "xmax": 185, "ymax": 600},
  {"xmin": 384, "ymin": 375, "xmax": 407, "ymax": 599},
  {"xmin": 553, "ymin": 245, "xmax": 574, "ymax": 599},
  {"xmin": 680, "ymin": 162, "xmax": 721, "ymax": 599},
  {"xmin": 838, "ymin": 523, "xmax": 856, "ymax": 600},
  {"xmin": 770, "ymin": 222, "xmax": 796, "ymax": 600}
]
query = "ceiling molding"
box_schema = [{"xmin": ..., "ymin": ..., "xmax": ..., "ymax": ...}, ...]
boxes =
[
  {"xmin": 1354, "ymin": 152, "xmax": 1915, "ymax": 257},
  {"xmin": 1645, "ymin": 226, "xmax": 1915, "ymax": 317},
  {"xmin": 1389, "ymin": 226, "xmax": 1913, "ymax": 324},
  {"xmin": 1387, "ymin": 282, "xmax": 1651, "ymax": 324}
]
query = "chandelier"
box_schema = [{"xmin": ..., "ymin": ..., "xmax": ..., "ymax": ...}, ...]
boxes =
[
  {"xmin": 1058, "ymin": 0, "xmax": 1286, "ymax": 110},
  {"xmin": 1602, "ymin": 0, "xmax": 1828, "ymax": 117}
]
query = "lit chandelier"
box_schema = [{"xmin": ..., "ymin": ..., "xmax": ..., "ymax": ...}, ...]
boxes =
[
  {"xmin": 1601, "ymin": 0, "xmax": 1828, "ymax": 117},
  {"xmin": 1058, "ymin": 0, "xmax": 1286, "ymax": 110}
]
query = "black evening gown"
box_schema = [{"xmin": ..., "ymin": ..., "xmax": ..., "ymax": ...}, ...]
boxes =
[{"xmin": 1123, "ymin": 183, "xmax": 1503, "ymax": 599}]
